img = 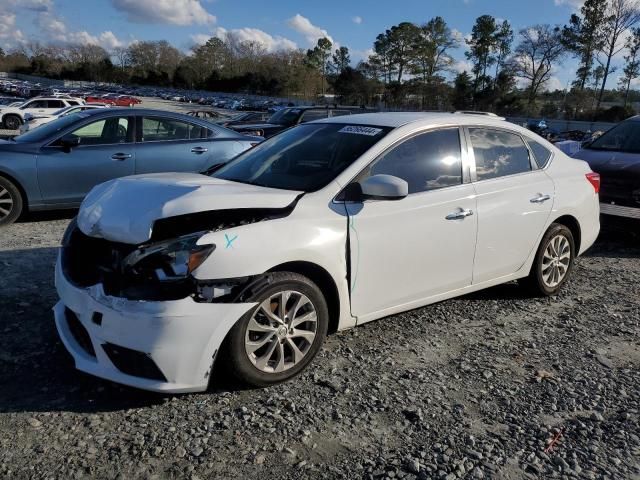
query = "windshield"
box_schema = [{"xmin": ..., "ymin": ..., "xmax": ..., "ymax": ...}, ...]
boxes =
[
  {"xmin": 587, "ymin": 121, "xmax": 640, "ymax": 154},
  {"xmin": 267, "ymin": 108, "xmax": 301, "ymax": 126},
  {"xmin": 14, "ymin": 113, "xmax": 87, "ymax": 143},
  {"xmin": 213, "ymin": 123, "xmax": 391, "ymax": 192},
  {"xmin": 52, "ymin": 106, "xmax": 73, "ymax": 116}
]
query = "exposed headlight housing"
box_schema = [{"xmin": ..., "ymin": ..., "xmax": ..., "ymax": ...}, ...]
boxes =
[{"xmin": 123, "ymin": 232, "xmax": 215, "ymax": 282}]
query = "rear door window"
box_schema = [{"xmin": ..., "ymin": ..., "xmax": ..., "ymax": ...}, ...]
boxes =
[
  {"xmin": 468, "ymin": 128, "xmax": 532, "ymax": 181},
  {"xmin": 140, "ymin": 117, "xmax": 200, "ymax": 142}
]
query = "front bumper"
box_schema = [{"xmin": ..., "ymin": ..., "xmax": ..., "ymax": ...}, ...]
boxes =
[{"xmin": 54, "ymin": 255, "xmax": 255, "ymax": 393}]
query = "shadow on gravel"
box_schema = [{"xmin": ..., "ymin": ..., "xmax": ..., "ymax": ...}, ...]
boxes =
[
  {"xmin": 18, "ymin": 209, "xmax": 77, "ymax": 224},
  {"xmin": 586, "ymin": 217, "xmax": 640, "ymax": 259}
]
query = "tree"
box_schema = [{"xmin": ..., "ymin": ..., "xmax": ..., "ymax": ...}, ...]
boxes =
[
  {"xmin": 368, "ymin": 33, "xmax": 395, "ymax": 83},
  {"xmin": 410, "ymin": 17, "xmax": 459, "ymax": 107},
  {"xmin": 596, "ymin": 0, "xmax": 640, "ymax": 108},
  {"xmin": 331, "ymin": 46, "xmax": 351, "ymax": 74},
  {"xmin": 466, "ymin": 15, "xmax": 499, "ymax": 92},
  {"xmin": 494, "ymin": 20, "xmax": 514, "ymax": 79},
  {"xmin": 387, "ymin": 22, "xmax": 421, "ymax": 82},
  {"xmin": 562, "ymin": 0, "xmax": 608, "ymax": 91},
  {"xmin": 306, "ymin": 37, "xmax": 333, "ymax": 95},
  {"xmin": 619, "ymin": 27, "xmax": 640, "ymax": 105},
  {"xmin": 511, "ymin": 25, "xmax": 566, "ymax": 112},
  {"xmin": 451, "ymin": 71, "xmax": 474, "ymax": 109},
  {"xmin": 112, "ymin": 46, "xmax": 130, "ymax": 71}
]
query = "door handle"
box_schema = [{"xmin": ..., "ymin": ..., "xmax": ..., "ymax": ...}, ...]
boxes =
[
  {"xmin": 530, "ymin": 194, "xmax": 551, "ymax": 204},
  {"xmin": 191, "ymin": 146, "xmax": 208, "ymax": 154},
  {"xmin": 446, "ymin": 209, "xmax": 474, "ymax": 220},
  {"xmin": 111, "ymin": 153, "xmax": 132, "ymax": 161}
]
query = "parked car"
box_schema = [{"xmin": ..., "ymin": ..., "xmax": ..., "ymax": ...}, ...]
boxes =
[
  {"xmin": 220, "ymin": 111, "xmax": 271, "ymax": 127},
  {"xmin": 228, "ymin": 106, "xmax": 369, "ymax": 138},
  {"xmin": 0, "ymin": 108, "xmax": 262, "ymax": 225},
  {"xmin": 572, "ymin": 116, "xmax": 640, "ymax": 219},
  {"xmin": 86, "ymin": 95, "xmax": 141, "ymax": 107},
  {"xmin": 53, "ymin": 112, "xmax": 600, "ymax": 393},
  {"xmin": 0, "ymin": 97, "xmax": 85, "ymax": 130},
  {"xmin": 186, "ymin": 110, "xmax": 227, "ymax": 122},
  {"xmin": 20, "ymin": 104, "xmax": 110, "ymax": 133}
]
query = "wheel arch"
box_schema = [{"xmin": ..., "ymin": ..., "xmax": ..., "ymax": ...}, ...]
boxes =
[
  {"xmin": 0, "ymin": 169, "xmax": 28, "ymax": 214},
  {"xmin": 550, "ymin": 214, "xmax": 581, "ymax": 254},
  {"xmin": 267, "ymin": 261, "xmax": 341, "ymax": 334}
]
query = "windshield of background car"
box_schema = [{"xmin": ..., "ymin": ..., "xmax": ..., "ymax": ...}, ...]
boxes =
[
  {"xmin": 213, "ymin": 123, "xmax": 392, "ymax": 192},
  {"xmin": 267, "ymin": 108, "xmax": 300, "ymax": 125},
  {"xmin": 587, "ymin": 121, "xmax": 640, "ymax": 153},
  {"xmin": 14, "ymin": 113, "xmax": 87, "ymax": 143}
]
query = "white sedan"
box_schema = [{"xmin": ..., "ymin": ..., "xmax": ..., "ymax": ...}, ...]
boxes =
[
  {"xmin": 20, "ymin": 104, "xmax": 108, "ymax": 133},
  {"xmin": 54, "ymin": 112, "xmax": 600, "ymax": 393}
]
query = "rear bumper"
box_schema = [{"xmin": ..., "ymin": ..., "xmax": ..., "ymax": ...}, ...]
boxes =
[
  {"xmin": 54, "ymin": 254, "xmax": 255, "ymax": 393},
  {"xmin": 600, "ymin": 202, "xmax": 640, "ymax": 219}
]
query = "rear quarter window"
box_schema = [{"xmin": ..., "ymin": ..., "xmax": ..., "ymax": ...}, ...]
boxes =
[{"xmin": 528, "ymin": 139, "xmax": 552, "ymax": 168}]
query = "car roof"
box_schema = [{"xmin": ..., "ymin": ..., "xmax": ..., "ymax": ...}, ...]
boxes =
[{"xmin": 317, "ymin": 111, "xmax": 513, "ymax": 129}]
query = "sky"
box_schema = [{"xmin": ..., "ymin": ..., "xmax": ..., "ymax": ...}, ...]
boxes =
[{"xmin": 0, "ymin": 0, "xmax": 629, "ymax": 91}]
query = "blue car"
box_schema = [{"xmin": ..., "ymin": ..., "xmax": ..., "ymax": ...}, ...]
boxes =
[{"xmin": 0, "ymin": 108, "xmax": 262, "ymax": 225}]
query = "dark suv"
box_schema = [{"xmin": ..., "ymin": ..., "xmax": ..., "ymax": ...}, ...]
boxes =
[
  {"xmin": 228, "ymin": 106, "xmax": 374, "ymax": 138},
  {"xmin": 572, "ymin": 116, "xmax": 640, "ymax": 220}
]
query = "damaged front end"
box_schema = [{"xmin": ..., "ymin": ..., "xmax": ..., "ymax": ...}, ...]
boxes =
[{"xmin": 62, "ymin": 203, "xmax": 297, "ymax": 302}]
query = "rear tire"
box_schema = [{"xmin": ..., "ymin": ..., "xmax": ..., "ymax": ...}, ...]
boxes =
[
  {"xmin": 3, "ymin": 115, "xmax": 22, "ymax": 131},
  {"xmin": 0, "ymin": 176, "xmax": 23, "ymax": 226},
  {"xmin": 222, "ymin": 272, "xmax": 328, "ymax": 387},
  {"xmin": 519, "ymin": 223, "xmax": 575, "ymax": 296}
]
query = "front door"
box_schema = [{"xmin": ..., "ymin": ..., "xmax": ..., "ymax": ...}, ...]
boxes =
[
  {"xmin": 345, "ymin": 128, "xmax": 478, "ymax": 322},
  {"xmin": 37, "ymin": 115, "xmax": 135, "ymax": 205},
  {"xmin": 466, "ymin": 127, "xmax": 555, "ymax": 283}
]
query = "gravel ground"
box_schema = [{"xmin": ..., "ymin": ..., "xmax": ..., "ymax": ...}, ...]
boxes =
[{"xmin": 0, "ymin": 214, "xmax": 639, "ymax": 480}]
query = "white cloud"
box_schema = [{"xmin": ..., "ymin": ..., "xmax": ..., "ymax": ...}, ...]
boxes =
[
  {"xmin": 0, "ymin": 0, "xmax": 53, "ymax": 11},
  {"xmin": 287, "ymin": 13, "xmax": 333, "ymax": 46},
  {"xmin": 352, "ymin": 16, "xmax": 362, "ymax": 25},
  {"xmin": 544, "ymin": 76, "xmax": 565, "ymax": 92},
  {"xmin": 212, "ymin": 26, "xmax": 297, "ymax": 52},
  {"xmin": 453, "ymin": 60, "xmax": 474, "ymax": 73},
  {"xmin": 37, "ymin": 12, "xmax": 127, "ymax": 50},
  {"xmin": 554, "ymin": 0, "xmax": 584, "ymax": 10},
  {"xmin": 0, "ymin": 13, "xmax": 25, "ymax": 46},
  {"xmin": 190, "ymin": 34, "xmax": 212, "ymax": 46},
  {"xmin": 111, "ymin": 0, "xmax": 216, "ymax": 26}
]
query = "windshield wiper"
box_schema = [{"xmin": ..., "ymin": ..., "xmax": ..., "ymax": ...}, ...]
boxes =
[{"xmin": 201, "ymin": 162, "xmax": 227, "ymax": 175}]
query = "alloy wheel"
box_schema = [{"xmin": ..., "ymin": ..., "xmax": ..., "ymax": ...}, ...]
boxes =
[
  {"xmin": 244, "ymin": 290, "xmax": 318, "ymax": 374},
  {"xmin": 0, "ymin": 187, "xmax": 14, "ymax": 221},
  {"xmin": 541, "ymin": 234, "xmax": 571, "ymax": 288}
]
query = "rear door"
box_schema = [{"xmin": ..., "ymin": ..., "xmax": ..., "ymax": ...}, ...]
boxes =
[
  {"xmin": 37, "ymin": 115, "xmax": 135, "ymax": 205},
  {"xmin": 466, "ymin": 127, "xmax": 555, "ymax": 284},
  {"xmin": 134, "ymin": 115, "xmax": 242, "ymax": 174}
]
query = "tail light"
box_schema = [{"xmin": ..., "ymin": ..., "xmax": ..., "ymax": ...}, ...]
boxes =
[{"xmin": 586, "ymin": 172, "xmax": 600, "ymax": 194}]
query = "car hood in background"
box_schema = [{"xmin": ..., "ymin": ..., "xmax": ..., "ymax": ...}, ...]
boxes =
[
  {"xmin": 78, "ymin": 172, "xmax": 302, "ymax": 244},
  {"xmin": 231, "ymin": 123, "xmax": 282, "ymax": 131},
  {"xmin": 573, "ymin": 148, "xmax": 640, "ymax": 175}
]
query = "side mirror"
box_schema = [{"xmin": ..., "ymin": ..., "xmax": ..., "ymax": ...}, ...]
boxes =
[
  {"xmin": 60, "ymin": 135, "xmax": 80, "ymax": 153},
  {"xmin": 359, "ymin": 174, "xmax": 408, "ymax": 201}
]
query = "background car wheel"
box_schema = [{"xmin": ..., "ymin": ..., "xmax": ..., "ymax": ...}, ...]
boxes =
[
  {"xmin": 223, "ymin": 272, "xmax": 329, "ymax": 387},
  {"xmin": 3, "ymin": 115, "xmax": 22, "ymax": 130},
  {"xmin": 520, "ymin": 223, "xmax": 575, "ymax": 296},
  {"xmin": 0, "ymin": 177, "xmax": 23, "ymax": 226}
]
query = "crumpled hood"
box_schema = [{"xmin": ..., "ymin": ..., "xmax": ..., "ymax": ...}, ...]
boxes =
[{"xmin": 78, "ymin": 172, "xmax": 302, "ymax": 244}]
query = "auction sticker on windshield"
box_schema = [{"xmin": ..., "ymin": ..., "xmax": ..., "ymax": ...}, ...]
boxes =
[{"xmin": 338, "ymin": 125, "xmax": 383, "ymax": 136}]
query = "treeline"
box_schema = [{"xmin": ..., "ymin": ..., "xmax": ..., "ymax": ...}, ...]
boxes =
[{"xmin": 1, "ymin": 0, "xmax": 640, "ymax": 120}]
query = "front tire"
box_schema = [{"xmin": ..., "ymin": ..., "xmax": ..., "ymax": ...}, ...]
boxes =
[
  {"xmin": 520, "ymin": 223, "xmax": 575, "ymax": 296},
  {"xmin": 223, "ymin": 272, "xmax": 329, "ymax": 387},
  {"xmin": 0, "ymin": 176, "xmax": 23, "ymax": 226},
  {"xmin": 3, "ymin": 115, "xmax": 22, "ymax": 131}
]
